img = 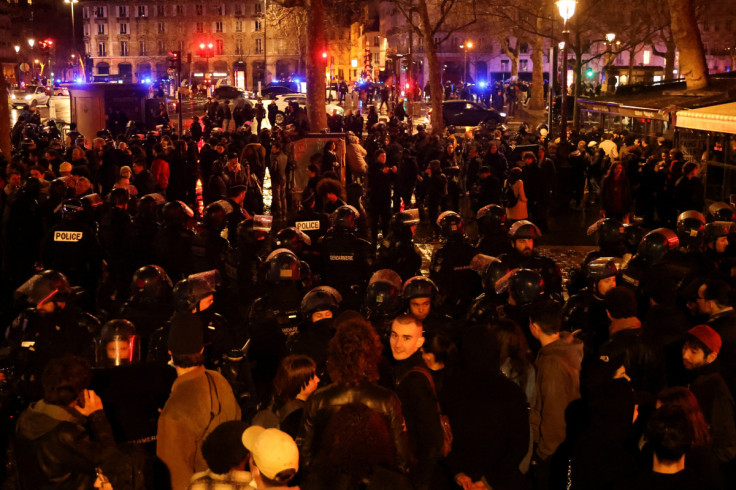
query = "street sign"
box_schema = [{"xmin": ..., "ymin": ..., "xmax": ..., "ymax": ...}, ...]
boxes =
[
  {"xmin": 168, "ymin": 67, "xmax": 176, "ymax": 75},
  {"xmin": 19, "ymin": 63, "xmax": 30, "ymax": 72}
]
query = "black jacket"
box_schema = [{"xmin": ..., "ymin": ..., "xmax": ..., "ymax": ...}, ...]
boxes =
[
  {"xmin": 687, "ymin": 363, "xmax": 736, "ymax": 463},
  {"xmin": 15, "ymin": 400, "xmax": 117, "ymax": 490},
  {"xmin": 301, "ymin": 380, "xmax": 409, "ymax": 470}
]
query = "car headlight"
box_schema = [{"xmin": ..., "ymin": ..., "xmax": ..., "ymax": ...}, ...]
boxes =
[
  {"xmin": 25, "ymin": 95, "xmax": 32, "ymax": 100},
  {"xmin": 499, "ymin": 112, "xmax": 507, "ymax": 118}
]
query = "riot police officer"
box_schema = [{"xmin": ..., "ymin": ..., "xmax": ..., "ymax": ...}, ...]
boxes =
[
  {"xmin": 118, "ymin": 264, "xmax": 175, "ymax": 347},
  {"xmin": 619, "ymin": 228, "xmax": 680, "ymax": 308},
  {"xmin": 90, "ymin": 319, "xmax": 176, "ymax": 450},
  {"xmin": 289, "ymin": 285, "xmax": 343, "ymax": 384},
  {"xmin": 703, "ymin": 221, "xmax": 736, "ymax": 277},
  {"xmin": 401, "ymin": 275, "xmax": 452, "ymax": 337},
  {"xmin": 707, "ymin": 201, "xmax": 736, "ymax": 223},
  {"xmin": 98, "ymin": 188, "xmax": 135, "ymax": 313},
  {"xmin": 496, "ymin": 268, "xmax": 546, "ymax": 353},
  {"xmin": 130, "ymin": 193, "xmax": 164, "ymax": 269},
  {"xmin": 466, "ymin": 255, "xmax": 509, "ymax": 325},
  {"xmin": 430, "ymin": 211, "xmax": 483, "ymax": 319},
  {"xmin": 498, "ymin": 219, "xmax": 563, "ymax": 301},
  {"xmin": 226, "ymin": 218, "xmax": 275, "ymax": 308},
  {"xmin": 562, "ymin": 257, "xmax": 619, "ymax": 356},
  {"xmin": 375, "ymin": 209, "xmax": 422, "ymax": 282},
  {"xmin": 474, "ymin": 204, "xmax": 511, "ymax": 257},
  {"xmin": 290, "ymin": 188, "xmax": 330, "ymax": 246},
  {"xmin": 192, "ymin": 201, "xmax": 231, "ymax": 274},
  {"xmin": 318, "ymin": 205, "xmax": 375, "ymax": 310},
  {"xmin": 5, "ymin": 270, "xmax": 99, "ymax": 400},
  {"xmin": 40, "ymin": 199, "xmax": 102, "ymax": 309},
  {"xmin": 152, "ymin": 200, "xmax": 195, "ymax": 282},
  {"xmin": 275, "ymin": 226, "xmax": 318, "ymax": 275},
  {"xmin": 657, "ymin": 211, "xmax": 714, "ymax": 291}
]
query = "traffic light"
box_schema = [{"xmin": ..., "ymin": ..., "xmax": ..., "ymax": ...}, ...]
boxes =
[
  {"xmin": 39, "ymin": 39, "xmax": 54, "ymax": 53},
  {"xmin": 586, "ymin": 68, "xmax": 594, "ymax": 78},
  {"xmin": 169, "ymin": 50, "xmax": 181, "ymax": 71},
  {"xmin": 401, "ymin": 58, "xmax": 409, "ymax": 71}
]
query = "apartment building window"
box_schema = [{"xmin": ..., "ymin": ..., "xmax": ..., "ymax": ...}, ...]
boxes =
[
  {"xmin": 158, "ymin": 41, "xmax": 166, "ymax": 56},
  {"xmin": 98, "ymin": 42, "xmax": 106, "ymax": 57},
  {"xmin": 137, "ymin": 6, "xmax": 147, "ymax": 17},
  {"xmin": 178, "ymin": 41, "xmax": 184, "ymax": 51},
  {"xmin": 117, "ymin": 6, "xmax": 129, "ymax": 18},
  {"xmin": 235, "ymin": 39, "xmax": 243, "ymax": 55},
  {"xmin": 255, "ymin": 2, "xmax": 262, "ymax": 14},
  {"xmin": 215, "ymin": 21, "xmax": 223, "ymax": 33},
  {"xmin": 97, "ymin": 23, "xmax": 106, "ymax": 35},
  {"xmin": 176, "ymin": 5, "xmax": 184, "ymax": 15},
  {"xmin": 158, "ymin": 22, "xmax": 165, "ymax": 33},
  {"xmin": 196, "ymin": 5, "xmax": 203, "ymax": 15},
  {"xmin": 373, "ymin": 52, "xmax": 380, "ymax": 64},
  {"xmin": 139, "ymin": 41, "xmax": 146, "ymax": 56},
  {"xmin": 216, "ymin": 5, "xmax": 223, "ymax": 15},
  {"xmin": 196, "ymin": 22, "xmax": 204, "ymax": 33},
  {"xmin": 156, "ymin": 5, "xmax": 164, "ymax": 16},
  {"xmin": 254, "ymin": 20, "xmax": 261, "ymax": 32},
  {"xmin": 255, "ymin": 38, "xmax": 262, "ymax": 54},
  {"xmin": 520, "ymin": 59, "xmax": 528, "ymax": 71},
  {"xmin": 216, "ymin": 40, "xmax": 224, "ymax": 55},
  {"xmin": 373, "ymin": 36, "xmax": 380, "ymax": 47},
  {"xmin": 82, "ymin": 6, "xmax": 89, "ymax": 19},
  {"xmin": 120, "ymin": 41, "xmax": 129, "ymax": 56},
  {"xmin": 83, "ymin": 24, "xmax": 90, "ymax": 37},
  {"xmin": 119, "ymin": 23, "xmax": 128, "ymax": 35},
  {"xmin": 520, "ymin": 43, "xmax": 529, "ymax": 54},
  {"xmin": 235, "ymin": 21, "xmax": 243, "ymax": 32},
  {"xmin": 234, "ymin": 4, "xmax": 242, "ymax": 15},
  {"xmin": 94, "ymin": 6, "xmax": 106, "ymax": 18}
]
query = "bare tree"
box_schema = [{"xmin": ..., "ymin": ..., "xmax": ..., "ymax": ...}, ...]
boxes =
[
  {"xmin": 392, "ymin": 0, "xmax": 478, "ymax": 133},
  {"xmin": 667, "ymin": 0, "xmax": 708, "ymax": 89}
]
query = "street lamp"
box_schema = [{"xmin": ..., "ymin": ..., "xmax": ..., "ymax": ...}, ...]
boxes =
[
  {"xmin": 64, "ymin": 0, "xmax": 79, "ymax": 79},
  {"xmin": 556, "ymin": 0, "xmax": 576, "ymax": 152},
  {"xmin": 460, "ymin": 41, "xmax": 473, "ymax": 86},
  {"xmin": 605, "ymin": 33, "xmax": 616, "ymax": 92}
]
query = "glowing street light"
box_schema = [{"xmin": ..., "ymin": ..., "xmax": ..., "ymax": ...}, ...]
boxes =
[
  {"xmin": 28, "ymin": 38, "xmax": 35, "ymax": 48},
  {"xmin": 556, "ymin": 0, "xmax": 576, "ymax": 152}
]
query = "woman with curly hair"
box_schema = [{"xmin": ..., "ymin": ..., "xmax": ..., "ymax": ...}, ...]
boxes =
[{"xmin": 300, "ymin": 312, "xmax": 408, "ymax": 472}]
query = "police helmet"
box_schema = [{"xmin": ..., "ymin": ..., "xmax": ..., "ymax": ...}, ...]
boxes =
[
  {"xmin": 364, "ymin": 269, "xmax": 404, "ymax": 321},
  {"xmin": 676, "ymin": 210, "xmax": 706, "ymax": 247},
  {"xmin": 137, "ymin": 193, "xmax": 165, "ymax": 219},
  {"xmin": 506, "ymin": 269, "xmax": 545, "ymax": 305},
  {"xmin": 622, "ymin": 224, "xmax": 645, "ymax": 255},
  {"xmin": 636, "ymin": 228, "xmax": 679, "ymax": 262},
  {"xmin": 275, "ymin": 227, "xmax": 312, "ymax": 253},
  {"xmin": 704, "ymin": 221, "xmax": 736, "ymax": 243},
  {"xmin": 264, "ymin": 248, "xmax": 302, "ymax": 282},
  {"xmin": 236, "ymin": 219, "xmax": 269, "ymax": 247},
  {"xmin": 96, "ymin": 319, "xmax": 139, "ymax": 367},
  {"xmin": 476, "ymin": 205, "xmax": 507, "ymax": 235},
  {"xmin": 482, "ymin": 259, "xmax": 509, "ymax": 296},
  {"xmin": 437, "ymin": 211, "xmax": 465, "ymax": 238},
  {"xmin": 402, "ymin": 276, "xmax": 438, "ymax": 300},
  {"xmin": 130, "ymin": 265, "xmax": 173, "ymax": 303},
  {"xmin": 109, "ymin": 187, "xmax": 130, "ymax": 208},
  {"xmin": 707, "ymin": 202, "xmax": 736, "ymax": 222},
  {"xmin": 49, "ymin": 179, "xmax": 69, "ymax": 201},
  {"xmin": 587, "ymin": 218, "xmax": 624, "ymax": 247},
  {"xmin": 331, "ymin": 205, "xmax": 359, "ymax": 231},
  {"xmin": 60, "ymin": 198, "xmax": 85, "ymax": 221},
  {"xmin": 300, "ymin": 286, "xmax": 342, "ymax": 320},
  {"xmin": 173, "ymin": 271, "xmax": 220, "ymax": 312},
  {"xmin": 509, "ymin": 220, "xmax": 542, "ymax": 240},
  {"xmin": 585, "ymin": 257, "xmax": 619, "ymax": 285},
  {"xmin": 22, "ymin": 177, "xmax": 41, "ymax": 198},
  {"xmin": 203, "ymin": 202, "xmax": 228, "ymax": 231},
  {"xmin": 14, "ymin": 270, "xmax": 73, "ymax": 308},
  {"xmin": 389, "ymin": 208, "xmax": 420, "ymax": 238},
  {"xmin": 162, "ymin": 200, "xmax": 193, "ymax": 228}
]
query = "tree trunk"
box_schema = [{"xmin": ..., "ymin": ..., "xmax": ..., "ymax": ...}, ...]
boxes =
[
  {"xmin": 306, "ymin": 0, "xmax": 327, "ymax": 131},
  {"xmin": 529, "ymin": 21, "xmax": 544, "ymax": 111},
  {"xmin": 664, "ymin": 41, "xmax": 676, "ymax": 81},
  {"xmin": 572, "ymin": 32, "xmax": 583, "ymax": 131},
  {"xmin": 417, "ymin": 0, "xmax": 443, "ymax": 134},
  {"xmin": 668, "ymin": 0, "xmax": 708, "ymax": 90},
  {"xmin": 500, "ymin": 37, "xmax": 520, "ymax": 81},
  {"xmin": 628, "ymin": 47, "xmax": 635, "ymax": 83},
  {"xmin": 0, "ymin": 75, "xmax": 11, "ymax": 161}
]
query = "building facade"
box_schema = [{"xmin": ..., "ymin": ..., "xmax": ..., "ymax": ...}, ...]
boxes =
[{"xmin": 80, "ymin": 0, "xmax": 300, "ymax": 90}]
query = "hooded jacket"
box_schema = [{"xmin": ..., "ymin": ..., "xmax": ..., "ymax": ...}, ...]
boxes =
[
  {"xmin": 530, "ymin": 331, "xmax": 584, "ymax": 460},
  {"xmin": 15, "ymin": 399, "xmax": 116, "ymax": 489}
]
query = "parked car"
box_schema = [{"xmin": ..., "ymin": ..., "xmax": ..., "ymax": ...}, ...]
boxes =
[
  {"xmin": 261, "ymin": 85, "xmax": 298, "ymax": 99},
  {"xmin": 435, "ymin": 100, "xmax": 506, "ymax": 128},
  {"xmin": 271, "ymin": 93, "xmax": 344, "ymax": 125},
  {"xmin": 9, "ymin": 85, "xmax": 51, "ymax": 109}
]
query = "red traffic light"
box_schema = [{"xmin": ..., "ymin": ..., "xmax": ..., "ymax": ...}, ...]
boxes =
[
  {"xmin": 199, "ymin": 43, "xmax": 205, "ymax": 49},
  {"xmin": 322, "ymin": 52, "xmax": 328, "ymax": 59}
]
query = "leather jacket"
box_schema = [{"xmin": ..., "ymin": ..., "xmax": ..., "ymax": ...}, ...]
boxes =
[{"xmin": 301, "ymin": 380, "xmax": 409, "ymax": 470}]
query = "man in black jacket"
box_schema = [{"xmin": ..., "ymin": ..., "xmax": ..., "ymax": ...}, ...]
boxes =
[
  {"xmin": 15, "ymin": 356, "xmax": 118, "ymax": 489},
  {"xmin": 389, "ymin": 314, "xmax": 444, "ymax": 490}
]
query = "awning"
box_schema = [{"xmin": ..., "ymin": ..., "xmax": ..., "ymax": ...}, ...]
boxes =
[{"xmin": 675, "ymin": 102, "xmax": 736, "ymax": 135}]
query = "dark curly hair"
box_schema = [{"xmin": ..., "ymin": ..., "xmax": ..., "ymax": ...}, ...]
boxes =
[
  {"xmin": 42, "ymin": 355, "xmax": 92, "ymax": 406},
  {"xmin": 327, "ymin": 313, "xmax": 383, "ymax": 386}
]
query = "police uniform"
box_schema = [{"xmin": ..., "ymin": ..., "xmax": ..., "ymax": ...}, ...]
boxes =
[{"xmin": 318, "ymin": 229, "xmax": 374, "ymax": 311}]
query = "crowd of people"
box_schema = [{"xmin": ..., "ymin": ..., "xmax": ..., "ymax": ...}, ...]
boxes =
[{"xmin": 1, "ymin": 97, "xmax": 735, "ymax": 490}]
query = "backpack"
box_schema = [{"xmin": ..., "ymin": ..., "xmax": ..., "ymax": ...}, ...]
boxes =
[{"xmin": 502, "ymin": 181, "xmax": 518, "ymax": 208}]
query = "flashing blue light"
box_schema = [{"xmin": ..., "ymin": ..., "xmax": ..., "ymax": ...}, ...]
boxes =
[
  {"xmin": 143, "ymin": 78, "xmax": 152, "ymax": 84},
  {"xmin": 55, "ymin": 78, "xmax": 61, "ymax": 83},
  {"xmin": 74, "ymin": 77, "xmax": 83, "ymax": 83},
  {"xmin": 479, "ymin": 81, "xmax": 487, "ymax": 88},
  {"xmin": 292, "ymin": 77, "xmax": 300, "ymax": 83}
]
